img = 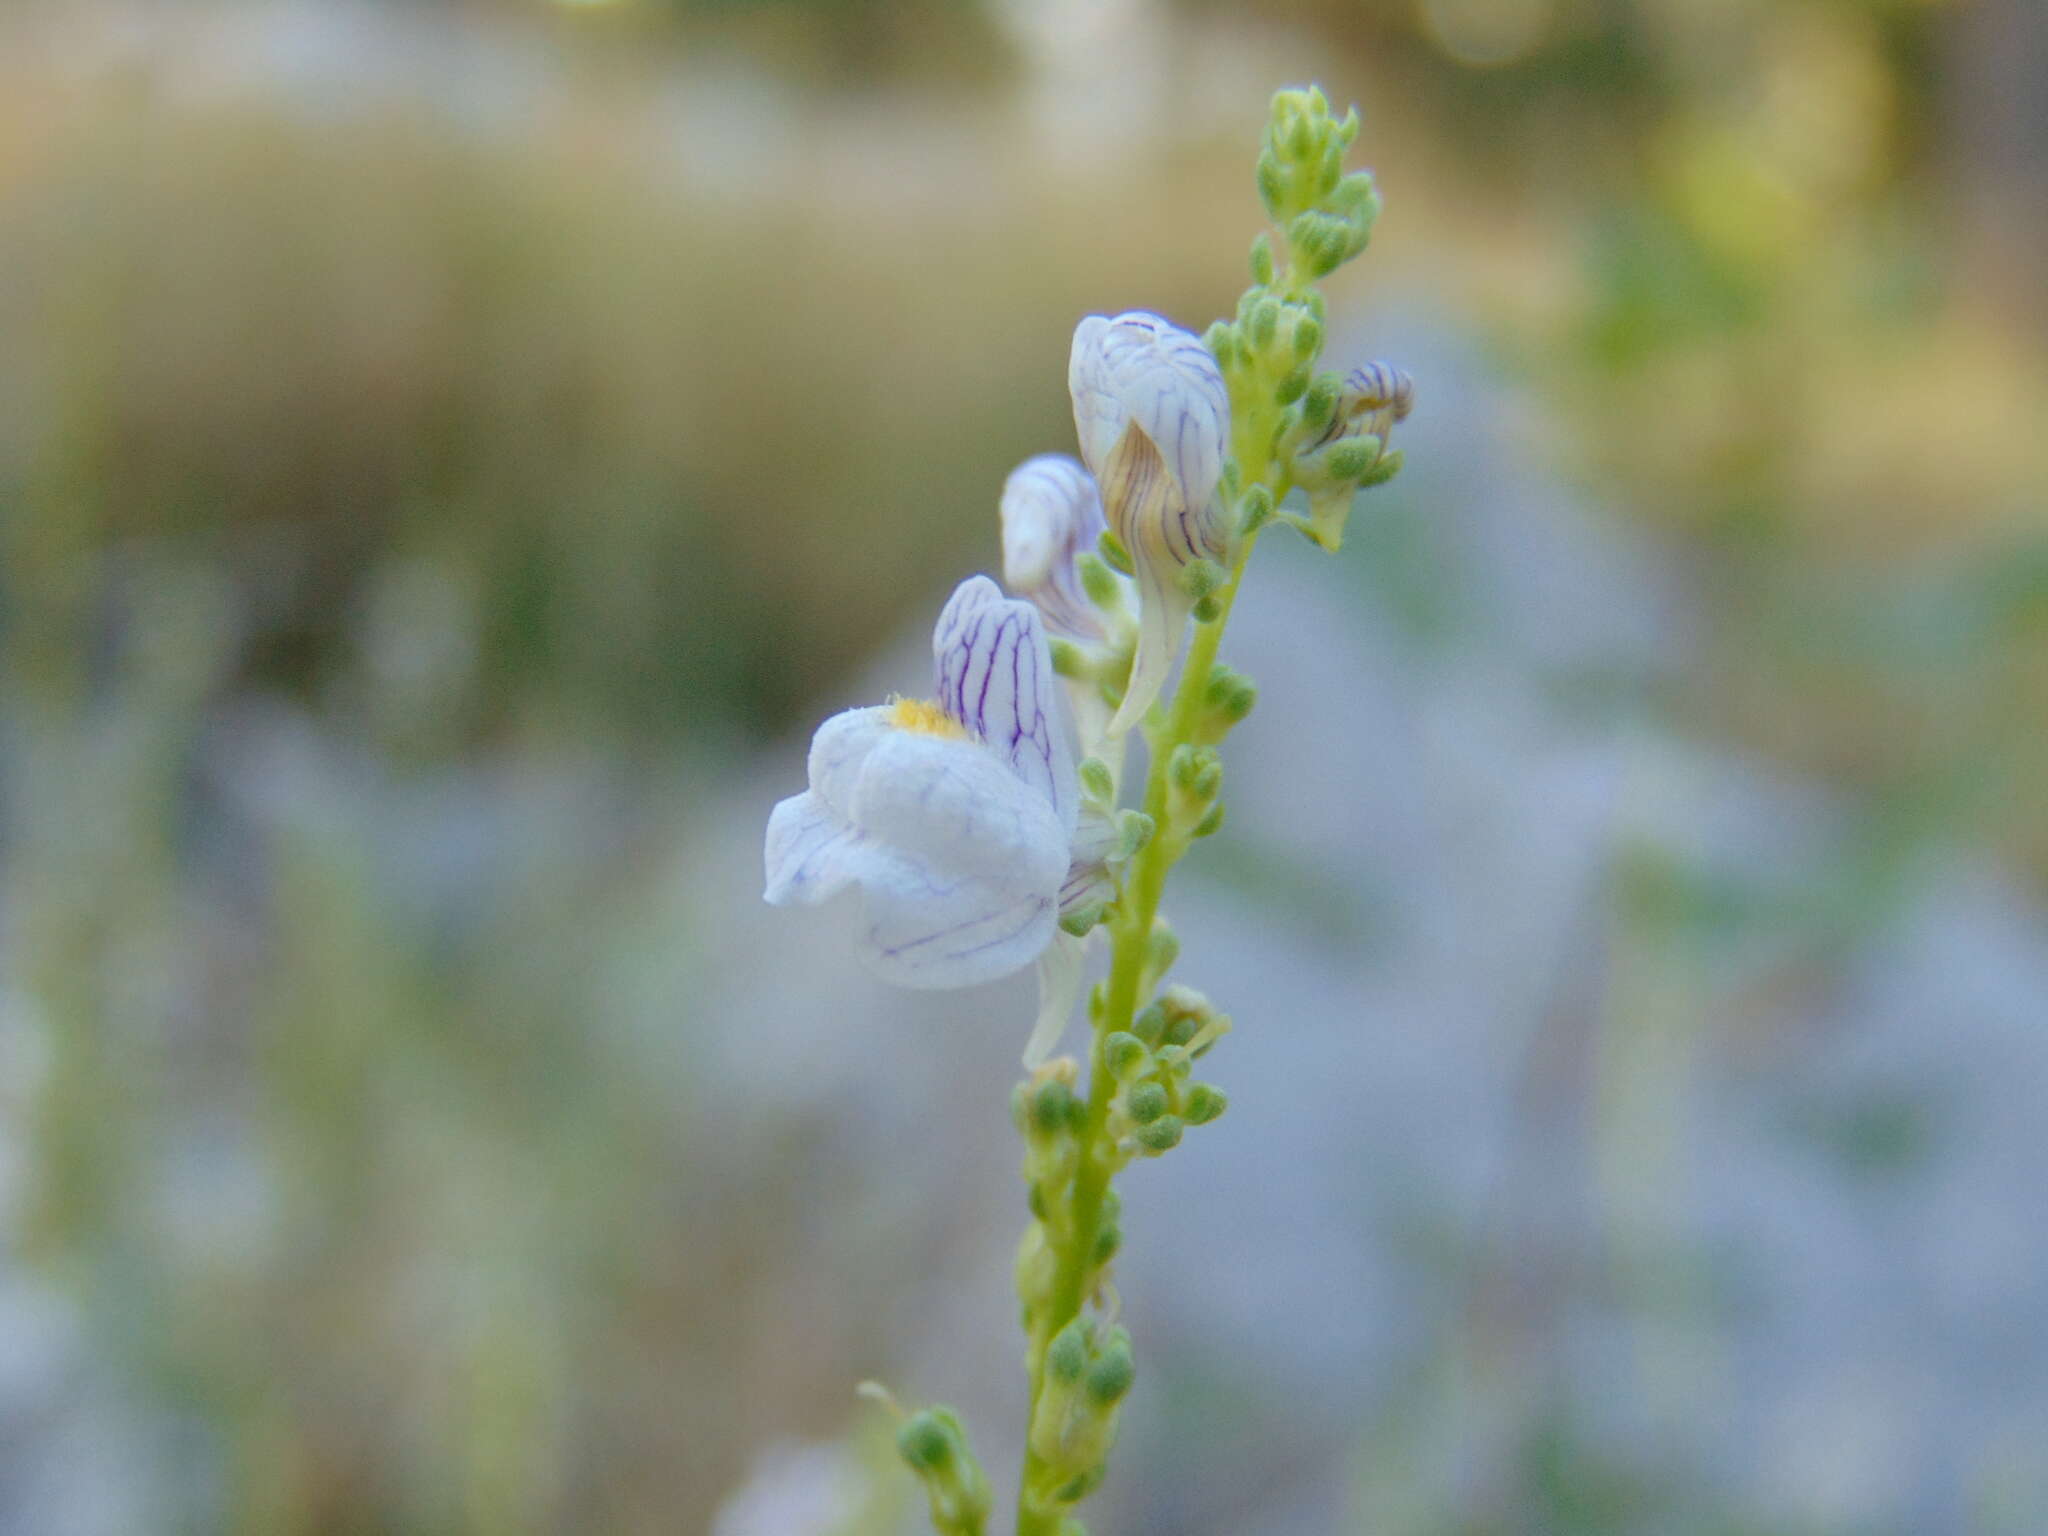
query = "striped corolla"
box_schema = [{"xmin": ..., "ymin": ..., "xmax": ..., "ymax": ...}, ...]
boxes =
[
  {"xmin": 764, "ymin": 577, "xmax": 1094, "ymax": 1056},
  {"xmin": 1068, "ymin": 311, "xmax": 1231, "ymax": 737},
  {"xmin": 999, "ymin": 453, "xmax": 1134, "ymax": 761}
]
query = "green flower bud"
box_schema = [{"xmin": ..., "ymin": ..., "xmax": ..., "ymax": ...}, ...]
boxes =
[
  {"xmin": 1147, "ymin": 923, "xmax": 1179, "ymax": 978},
  {"xmin": 1286, "ymin": 110, "xmax": 1314, "ymax": 161},
  {"xmin": 1161, "ymin": 1009, "xmax": 1200, "ymax": 1048},
  {"xmin": 1250, "ymin": 297, "xmax": 1280, "ymax": 351},
  {"xmin": 1155, "ymin": 1044, "xmax": 1191, "ymax": 1077},
  {"xmin": 1359, "ymin": 446, "xmax": 1404, "ymax": 488},
  {"xmin": 1293, "ymin": 313, "xmax": 1323, "ymax": 360},
  {"xmin": 1076, "ymin": 551, "xmax": 1123, "ymax": 608},
  {"xmin": 898, "ymin": 1411, "xmax": 954, "ymax": 1473},
  {"xmin": 1192, "ymin": 593, "xmax": 1223, "ymax": 624},
  {"xmin": 1046, "ymin": 1319, "xmax": 1089, "ymax": 1384},
  {"xmin": 1249, "ymin": 231, "xmax": 1275, "ymax": 286},
  {"xmin": 1103, "ymin": 1032, "xmax": 1150, "ymax": 1082},
  {"xmin": 1077, "ymin": 756, "xmax": 1115, "ymax": 803},
  {"xmin": 1085, "ymin": 1343, "xmax": 1135, "ymax": 1407},
  {"xmin": 1030, "ymin": 1080, "xmax": 1075, "ymax": 1137},
  {"xmin": 1115, "ymin": 808, "xmax": 1155, "ymax": 859},
  {"xmin": 1096, "ymin": 529, "xmax": 1134, "ymax": 577},
  {"xmin": 1192, "ymin": 801, "xmax": 1226, "ymax": 838},
  {"xmin": 1060, "ymin": 902, "xmax": 1105, "ymax": 937},
  {"xmin": 1238, "ymin": 483, "xmax": 1274, "ymax": 534},
  {"xmin": 1126, "ymin": 1082, "xmax": 1169, "ymax": 1125},
  {"xmin": 1134, "ymin": 1115, "xmax": 1184, "ymax": 1153},
  {"xmin": 1256, "ymin": 150, "xmax": 1285, "ymax": 217},
  {"xmin": 1177, "ymin": 557, "xmax": 1225, "ymax": 600},
  {"xmin": 1185, "ymin": 1083, "xmax": 1229, "ymax": 1125},
  {"xmin": 1190, "ymin": 758, "xmax": 1223, "ymax": 801},
  {"xmin": 1275, "ymin": 362, "xmax": 1311, "ymax": 405},
  {"xmin": 1318, "ymin": 141, "xmax": 1343, "ymax": 197},
  {"xmin": 1049, "ymin": 637, "xmax": 1087, "ymax": 678},
  {"xmin": 1327, "ymin": 435, "xmax": 1382, "ymax": 481},
  {"xmin": 1301, "ymin": 371, "xmax": 1341, "ymax": 432},
  {"xmin": 1131, "ymin": 1000, "xmax": 1167, "ymax": 1047},
  {"xmin": 1092, "ymin": 1222, "xmax": 1121, "ymax": 1265}
]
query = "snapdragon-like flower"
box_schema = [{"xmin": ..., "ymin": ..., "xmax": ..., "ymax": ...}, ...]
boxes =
[
  {"xmin": 1068, "ymin": 312, "xmax": 1231, "ymax": 736},
  {"xmin": 1294, "ymin": 361, "xmax": 1412, "ymax": 550},
  {"xmin": 764, "ymin": 577, "xmax": 1091, "ymax": 1056},
  {"xmin": 1000, "ymin": 454, "xmax": 1123, "ymax": 644},
  {"xmin": 1001, "ymin": 454, "xmax": 1134, "ymax": 762}
]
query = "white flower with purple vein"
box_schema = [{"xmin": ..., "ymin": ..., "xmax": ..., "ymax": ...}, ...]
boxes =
[
  {"xmin": 765, "ymin": 578, "xmax": 1093, "ymax": 1054},
  {"xmin": 1068, "ymin": 311, "xmax": 1230, "ymax": 736}
]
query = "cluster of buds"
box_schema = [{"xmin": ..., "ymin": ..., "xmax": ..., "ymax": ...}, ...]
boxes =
[
  {"xmin": 1164, "ymin": 742, "xmax": 1226, "ymax": 847},
  {"xmin": 1202, "ymin": 85, "xmax": 1410, "ymax": 555},
  {"xmin": 1013, "ymin": 1061, "xmax": 1125, "ymax": 1331},
  {"xmin": 1025, "ymin": 1316, "xmax": 1136, "ymax": 1512},
  {"xmin": 1102, "ymin": 984, "xmax": 1230, "ymax": 1158},
  {"xmin": 892, "ymin": 1405, "xmax": 993, "ymax": 1536}
]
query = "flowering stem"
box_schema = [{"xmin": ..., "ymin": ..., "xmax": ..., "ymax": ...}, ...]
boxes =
[{"xmin": 1014, "ymin": 516, "xmax": 1262, "ymax": 1534}]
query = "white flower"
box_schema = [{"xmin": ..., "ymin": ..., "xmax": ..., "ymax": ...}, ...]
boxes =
[
  {"xmin": 1068, "ymin": 311, "xmax": 1231, "ymax": 736},
  {"xmin": 764, "ymin": 576, "xmax": 1081, "ymax": 1002},
  {"xmin": 1000, "ymin": 453, "xmax": 1126, "ymax": 644},
  {"xmin": 1000, "ymin": 452, "xmax": 1136, "ymax": 764}
]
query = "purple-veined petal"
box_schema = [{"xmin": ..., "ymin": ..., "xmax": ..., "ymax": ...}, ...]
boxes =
[
  {"xmin": 852, "ymin": 729, "xmax": 1071, "ymax": 896},
  {"xmin": 763, "ymin": 791, "xmax": 871, "ymax": 906},
  {"xmin": 1000, "ymin": 454, "xmax": 1121, "ymax": 642},
  {"xmin": 855, "ymin": 841, "xmax": 1061, "ymax": 989},
  {"xmin": 931, "ymin": 576, "xmax": 1077, "ymax": 832},
  {"xmin": 1068, "ymin": 311, "xmax": 1229, "ymax": 527}
]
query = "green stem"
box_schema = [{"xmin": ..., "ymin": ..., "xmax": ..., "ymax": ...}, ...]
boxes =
[{"xmin": 1013, "ymin": 531, "xmax": 1259, "ymax": 1535}]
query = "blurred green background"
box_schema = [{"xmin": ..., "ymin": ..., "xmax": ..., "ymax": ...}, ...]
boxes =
[{"xmin": 2, "ymin": 2, "xmax": 2045, "ymax": 1533}]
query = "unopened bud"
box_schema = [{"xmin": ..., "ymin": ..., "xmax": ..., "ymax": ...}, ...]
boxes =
[
  {"xmin": 1046, "ymin": 1320, "xmax": 1089, "ymax": 1385},
  {"xmin": 1238, "ymin": 483, "xmax": 1274, "ymax": 535},
  {"xmin": 1085, "ymin": 1343, "xmax": 1135, "ymax": 1405},
  {"xmin": 1327, "ymin": 435, "xmax": 1382, "ymax": 482},
  {"xmin": 1103, "ymin": 1032, "xmax": 1150, "ymax": 1081},
  {"xmin": 898, "ymin": 1411, "xmax": 954, "ymax": 1473},
  {"xmin": 1185, "ymin": 1083, "xmax": 1228, "ymax": 1124},
  {"xmin": 1249, "ymin": 232, "xmax": 1275, "ymax": 286},
  {"xmin": 1126, "ymin": 1082, "xmax": 1169, "ymax": 1125},
  {"xmin": 1134, "ymin": 1115, "xmax": 1184, "ymax": 1153},
  {"xmin": 1077, "ymin": 756, "xmax": 1115, "ymax": 803}
]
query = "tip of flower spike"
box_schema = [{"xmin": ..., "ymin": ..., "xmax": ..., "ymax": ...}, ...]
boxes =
[{"xmin": 887, "ymin": 696, "xmax": 971, "ymax": 740}]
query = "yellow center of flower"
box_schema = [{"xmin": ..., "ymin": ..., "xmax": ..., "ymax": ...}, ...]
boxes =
[{"xmin": 888, "ymin": 696, "xmax": 970, "ymax": 740}]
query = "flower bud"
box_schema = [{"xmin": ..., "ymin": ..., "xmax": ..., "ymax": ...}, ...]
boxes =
[
  {"xmin": 1126, "ymin": 1082, "xmax": 1169, "ymax": 1125},
  {"xmin": 1134, "ymin": 1115, "xmax": 1184, "ymax": 1153},
  {"xmin": 1103, "ymin": 1031, "xmax": 1150, "ymax": 1081},
  {"xmin": 896, "ymin": 1406, "xmax": 992, "ymax": 1535},
  {"xmin": 1238, "ymin": 483, "xmax": 1275, "ymax": 535},
  {"xmin": 1002, "ymin": 455, "xmax": 1126, "ymax": 645},
  {"xmin": 1249, "ymin": 232, "xmax": 1275, "ymax": 286},
  {"xmin": 1077, "ymin": 756, "xmax": 1116, "ymax": 804},
  {"xmin": 1185, "ymin": 1083, "xmax": 1229, "ymax": 1125},
  {"xmin": 1291, "ymin": 361, "xmax": 1414, "ymax": 549},
  {"xmin": 1069, "ymin": 312, "xmax": 1232, "ymax": 736}
]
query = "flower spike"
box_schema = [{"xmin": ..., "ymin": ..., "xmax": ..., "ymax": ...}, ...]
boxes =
[{"xmin": 1068, "ymin": 312, "xmax": 1231, "ymax": 737}]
